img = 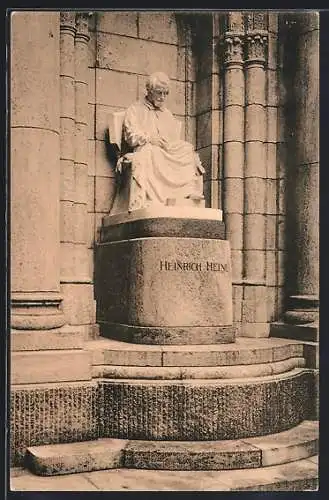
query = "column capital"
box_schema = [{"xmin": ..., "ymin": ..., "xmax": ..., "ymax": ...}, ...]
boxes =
[
  {"xmin": 75, "ymin": 12, "xmax": 91, "ymax": 42},
  {"xmin": 60, "ymin": 12, "xmax": 76, "ymax": 35},
  {"xmin": 221, "ymin": 32, "xmax": 244, "ymax": 66},
  {"xmin": 244, "ymin": 30, "xmax": 268, "ymax": 65}
]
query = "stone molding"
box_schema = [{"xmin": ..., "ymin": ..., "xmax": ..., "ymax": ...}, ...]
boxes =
[
  {"xmin": 75, "ymin": 12, "xmax": 91, "ymax": 42},
  {"xmin": 60, "ymin": 12, "xmax": 76, "ymax": 35}
]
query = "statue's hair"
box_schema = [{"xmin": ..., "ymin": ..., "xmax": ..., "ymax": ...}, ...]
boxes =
[{"xmin": 146, "ymin": 72, "xmax": 170, "ymax": 91}]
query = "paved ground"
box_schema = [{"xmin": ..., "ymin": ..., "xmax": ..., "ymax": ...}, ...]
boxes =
[{"xmin": 9, "ymin": 456, "xmax": 318, "ymax": 491}]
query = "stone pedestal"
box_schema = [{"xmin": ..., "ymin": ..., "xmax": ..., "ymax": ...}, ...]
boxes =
[{"xmin": 96, "ymin": 207, "xmax": 235, "ymax": 345}]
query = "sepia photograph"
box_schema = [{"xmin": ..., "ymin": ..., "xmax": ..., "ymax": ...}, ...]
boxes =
[{"xmin": 9, "ymin": 9, "xmax": 319, "ymax": 492}]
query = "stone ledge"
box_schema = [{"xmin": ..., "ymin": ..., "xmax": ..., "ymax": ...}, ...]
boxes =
[
  {"xmin": 85, "ymin": 337, "xmax": 305, "ymax": 367},
  {"xmin": 92, "ymin": 357, "xmax": 305, "ymax": 379},
  {"xmin": 99, "ymin": 323, "xmax": 236, "ymax": 345},
  {"xmin": 270, "ymin": 322, "xmax": 319, "ymax": 342},
  {"xmin": 24, "ymin": 420, "xmax": 318, "ymax": 475},
  {"xmin": 100, "ymin": 217, "xmax": 226, "ymax": 242}
]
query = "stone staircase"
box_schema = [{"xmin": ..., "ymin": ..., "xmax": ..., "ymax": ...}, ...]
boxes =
[{"xmin": 22, "ymin": 336, "xmax": 319, "ymax": 491}]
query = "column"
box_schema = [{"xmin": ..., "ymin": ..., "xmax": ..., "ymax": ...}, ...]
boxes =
[
  {"xmin": 284, "ymin": 13, "xmax": 319, "ymax": 332},
  {"xmin": 60, "ymin": 12, "xmax": 96, "ymax": 337},
  {"xmin": 241, "ymin": 13, "xmax": 269, "ymax": 337},
  {"xmin": 222, "ymin": 13, "xmax": 245, "ymax": 282},
  {"xmin": 11, "ymin": 12, "xmax": 65, "ymax": 331},
  {"xmin": 221, "ymin": 13, "xmax": 245, "ymax": 335}
]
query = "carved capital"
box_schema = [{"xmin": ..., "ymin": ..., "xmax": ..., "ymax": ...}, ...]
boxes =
[
  {"xmin": 60, "ymin": 11, "xmax": 76, "ymax": 35},
  {"xmin": 221, "ymin": 32, "xmax": 244, "ymax": 66},
  {"xmin": 75, "ymin": 12, "xmax": 91, "ymax": 42},
  {"xmin": 244, "ymin": 30, "xmax": 268, "ymax": 65}
]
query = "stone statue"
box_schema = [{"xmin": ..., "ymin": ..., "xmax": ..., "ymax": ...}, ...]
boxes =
[{"xmin": 110, "ymin": 72, "xmax": 205, "ymax": 213}]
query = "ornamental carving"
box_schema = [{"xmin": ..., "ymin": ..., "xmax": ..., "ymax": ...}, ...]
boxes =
[
  {"xmin": 75, "ymin": 12, "xmax": 91, "ymax": 42},
  {"xmin": 221, "ymin": 33, "xmax": 244, "ymax": 65},
  {"xmin": 244, "ymin": 31, "xmax": 268, "ymax": 64}
]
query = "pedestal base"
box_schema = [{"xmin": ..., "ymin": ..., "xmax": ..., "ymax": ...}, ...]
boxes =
[{"xmin": 99, "ymin": 323, "xmax": 235, "ymax": 345}]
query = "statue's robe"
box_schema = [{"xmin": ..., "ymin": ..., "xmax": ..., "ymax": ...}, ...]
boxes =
[{"xmin": 116, "ymin": 98, "xmax": 204, "ymax": 212}]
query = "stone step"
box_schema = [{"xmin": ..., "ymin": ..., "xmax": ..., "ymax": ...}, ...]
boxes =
[
  {"xmin": 86, "ymin": 337, "xmax": 306, "ymax": 368},
  {"xmin": 25, "ymin": 420, "xmax": 318, "ymax": 476},
  {"xmin": 93, "ymin": 357, "xmax": 306, "ymax": 379},
  {"xmin": 11, "ymin": 456, "xmax": 319, "ymax": 491}
]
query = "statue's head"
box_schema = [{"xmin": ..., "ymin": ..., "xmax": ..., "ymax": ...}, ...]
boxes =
[{"xmin": 145, "ymin": 72, "xmax": 170, "ymax": 109}]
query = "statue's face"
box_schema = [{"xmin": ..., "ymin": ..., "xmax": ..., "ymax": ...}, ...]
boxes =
[{"xmin": 147, "ymin": 85, "xmax": 169, "ymax": 109}]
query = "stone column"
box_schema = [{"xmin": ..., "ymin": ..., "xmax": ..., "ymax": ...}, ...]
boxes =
[
  {"xmin": 11, "ymin": 12, "xmax": 65, "ymax": 331},
  {"xmin": 222, "ymin": 13, "xmax": 245, "ymax": 283},
  {"xmin": 284, "ymin": 13, "xmax": 319, "ymax": 332},
  {"xmin": 60, "ymin": 12, "xmax": 95, "ymax": 336},
  {"xmin": 241, "ymin": 15, "xmax": 269, "ymax": 337}
]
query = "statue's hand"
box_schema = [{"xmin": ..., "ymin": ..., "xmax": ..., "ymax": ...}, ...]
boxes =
[{"xmin": 150, "ymin": 136, "xmax": 169, "ymax": 150}]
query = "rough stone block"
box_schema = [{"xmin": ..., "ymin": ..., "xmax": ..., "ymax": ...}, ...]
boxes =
[
  {"xmin": 244, "ymin": 214, "xmax": 265, "ymax": 250},
  {"xmin": 88, "ymin": 139, "xmax": 96, "ymax": 176},
  {"xmin": 266, "ymin": 250, "xmax": 277, "ymax": 286},
  {"xmin": 278, "ymin": 216, "xmax": 285, "ymax": 251},
  {"xmin": 97, "ymin": 32, "xmax": 178, "ymax": 79},
  {"xmin": 267, "ymin": 68, "xmax": 279, "ymax": 107},
  {"xmin": 223, "ymin": 178, "xmax": 243, "ymax": 213},
  {"xmin": 88, "ymin": 68, "xmax": 96, "ymax": 105},
  {"xmin": 99, "ymin": 371, "xmax": 312, "ymax": 440},
  {"xmin": 266, "ymin": 215, "xmax": 277, "ymax": 250},
  {"xmin": 60, "ymin": 201, "xmax": 75, "ymax": 242},
  {"xmin": 86, "ymin": 212, "xmax": 95, "ymax": 249},
  {"xmin": 245, "ymin": 67, "xmax": 266, "ymax": 105},
  {"xmin": 138, "ymin": 12, "xmax": 178, "ymax": 45},
  {"xmin": 60, "ymin": 242, "xmax": 90, "ymax": 282},
  {"xmin": 242, "ymin": 287, "xmax": 267, "ymax": 323},
  {"xmin": 61, "ymin": 283, "xmax": 95, "ymax": 325},
  {"xmin": 95, "ymin": 103, "xmax": 125, "ymax": 141},
  {"xmin": 96, "ymin": 69, "xmax": 138, "ymax": 108},
  {"xmin": 96, "ymin": 235, "xmax": 233, "ymax": 329},
  {"xmin": 268, "ymin": 33, "xmax": 278, "ymax": 70},
  {"xmin": 11, "ymin": 128, "xmax": 60, "ymax": 293},
  {"xmin": 88, "ymin": 103, "xmax": 96, "ymax": 140},
  {"xmin": 268, "ymin": 12, "xmax": 278, "ymax": 33},
  {"xmin": 266, "ymin": 143, "xmax": 277, "ymax": 179},
  {"xmin": 60, "ymin": 117, "xmax": 75, "ymax": 162},
  {"xmin": 244, "ymin": 142, "xmax": 266, "ymax": 178},
  {"xmin": 11, "ymin": 12, "xmax": 60, "ymax": 130},
  {"xmin": 277, "ymin": 250, "xmax": 285, "ymax": 287},
  {"xmin": 60, "ymin": 159, "xmax": 75, "ymax": 202},
  {"xmin": 225, "ymin": 213, "xmax": 243, "ymax": 250},
  {"xmin": 224, "ymin": 142, "xmax": 244, "ymax": 178},
  {"xmin": 267, "ymin": 286, "xmax": 277, "ymax": 322},
  {"xmin": 267, "ymin": 107, "xmax": 278, "ymax": 143},
  {"xmin": 230, "ymin": 250, "xmax": 243, "ymax": 282},
  {"xmin": 11, "ymin": 350, "xmax": 91, "ymax": 385},
  {"xmin": 75, "ymin": 164, "xmax": 89, "ymax": 204},
  {"xmin": 95, "ymin": 139, "xmax": 115, "ymax": 178},
  {"xmin": 97, "ymin": 11, "xmax": 138, "ymax": 37},
  {"xmin": 224, "ymin": 68, "xmax": 244, "ymax": 107},
  {"xmin": 10, "ymin": 382, "xmax": 98, "ymax": 466},
  {"xmin": 95, "ymin": 176, "xmax": 116, "ymax": 213},
  {"xmin": 240, "ymin": 322, "xmax": 270, "ymax": 338},
  {"xmin": 245, "ymin": 178, "xmax": 266, "ymax": 214},
  {"xmin": 11, "ymin": 325, "xmax": 84, "ymax": 351},
  {"xmin": 73, "ymin": 203, "xmax": 88, "ymax": 244},
  {"xmin": 245, "ymin": 105, "xmax": 266, "ymax": 142},
  {"xmin": 60, "ymin": 77, "xmax": 75, "ymax": 119},
  {"xmin": 244, "ymin": 250, "xmax": 265, "ymax": 281},
  {"xmin": 224, "ymin": 106, "xmax": 244, "ymax": 142},
  {"xmin": 267, "ymin": 179, "xmax": 278, "ymax": 215},
  {"xmin": 196, "ymin": 76, "xmax": 213, "ymax": 115},
  {"xmin": 196, "ymin": 111, "xmax": 212, "ymax": 150},
  {"xmin": 88, "ymin": 31, "xmax": 96, "ymax": 68},
  {"xmin": 87, "ymin": 176, "xmax": 95, "ymax": 212}
]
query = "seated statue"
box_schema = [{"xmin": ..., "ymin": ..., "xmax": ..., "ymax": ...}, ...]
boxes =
[{"xmin": 110, "ymin": 71, "xmax": 205, "ymax": 213}]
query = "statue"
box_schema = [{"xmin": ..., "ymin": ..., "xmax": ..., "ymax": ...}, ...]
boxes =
[{"xmin": 110, "ymin": 72, "xmax": 205, "ymax": 214}]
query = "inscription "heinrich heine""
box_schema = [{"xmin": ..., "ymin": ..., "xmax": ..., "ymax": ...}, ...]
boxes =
[{"xmin": 159, "ymin": 260, "xmax": 228, "ymax": 272}]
